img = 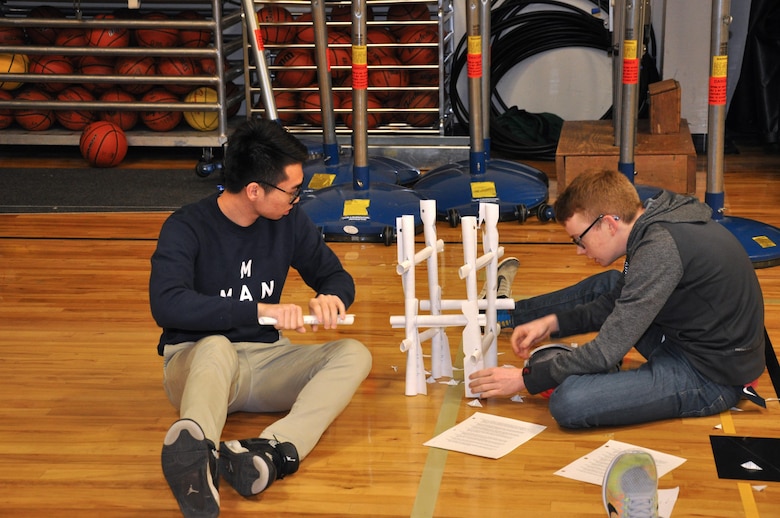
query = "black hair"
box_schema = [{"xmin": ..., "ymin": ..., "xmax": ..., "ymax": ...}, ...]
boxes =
[{"xmin": 221, "ymin": 118, "xmax": 308, "ymax": 193}]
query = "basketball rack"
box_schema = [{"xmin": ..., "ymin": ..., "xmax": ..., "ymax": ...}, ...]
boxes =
[{"xmin": 0, "ymin": 0, "xmax": 246, "ymax": 174}]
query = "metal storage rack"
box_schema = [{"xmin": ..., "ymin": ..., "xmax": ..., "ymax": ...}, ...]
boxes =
[
  {"xmin": 242, "ymin": 0, "xmax": 461, "ymax": 167},
  {"xmin": 0, "ymin": 0, "xmax": 245, "ymax": 157}
]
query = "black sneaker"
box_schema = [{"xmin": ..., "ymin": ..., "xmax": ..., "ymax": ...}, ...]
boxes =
[
  {"xmin": 161, "ymin": 419, "xmax": 220, "ymax": 518},
  {"xmin": 523, "ymin": 343, "xmax": 574, "ymax": 398},
  {"xmin": 219, "ymin": 438, "xmax": 299, "ymax": 497},
  {"xmin": 526, "ymin": 343, "xmax": 574, "ymax": 364}
]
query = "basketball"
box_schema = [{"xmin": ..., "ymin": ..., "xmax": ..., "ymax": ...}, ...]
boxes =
[
  {"xmin": 0, "ymin": 25, "xmax": 26, "ymax": 45},
  {"xmin": 183, "ymin": 87, "xmax": 218, "ymax": 131},
  {"xmin": 114, "ymin": 56, "xmax": 155, "ymax": 95},
  {"xmin": 0, "ymin": 90, "xmax": 13, "ymax": 129},
  {"xmin": 28, "ymin": 54, "xmax": 73, "ymax": 93},
  {"xmin": 0, "ymin": 53, "xmax": 29, "ymax": 90},
  {"xmin": 409, "ymin": 68, "xmax": 439, "ymax": 86},
  {"xmin": 294, "ymin": 12, "xmax": 314, "ymax": 44},
  {"xmin": 256, "ymin": 5, "xmax": 295, "ymax": 45},
  {"xmin": 273, "ymin": 48, "xmax": 316, "ymax": 88},
  {"xmin": 79, "ymin": 120, "xmax": 128, "ymax": 168},
  {"xmin": 198, "ymin": 57, "xmax": 222, "ymax": 76},
  {"xmin": 386, "ymin": 3, "xmax": 432, "ymax": 33},
  {"xmin": 298, "ymin": 90, "xmax": 336, "ymax": 126},
  {"xmin": 54, "ymin": 28, "xmax": 87, "ymax": 47},
  {"xmin": 140, "ymin": 88, "xmax": 182, "ymax": 132},
  {"xmin": 78, "ymin": 55, "xmax": 116, "ymax": 93},
  {"xmin": 366, "ymin": 27, "xmax": 397, "ymax": 63},
  {"xmin": 99, "ymin": 88, "xmax": 138, "ymax": 130},
  {"xmin": 156, "ymin": 56, "xmax": 197, "ymax": 95},
  {"xmin": 178, "ymin": 10, "xmax": 211, "ymax": 48},
  {"xmin": 26, "ymin": 5, "xmax": 64, "ymax": 45},
  {"xmin": 341, "ymin": 92, "xmax": 384, "ymax": 130},
  {"xmin": 135, "ymin": 12, "xmax": 180, "ymax": 48},
  {"xmin": 256, "ymin": 90, "xmax": 298, "ymax": 124},
  {"xmin": 368, "ymin": 56, "xmax": 408, "ymax": 100},
  {"xmin": 327, "ymin": 31, "xmax": 351, "ymax": 84},
  {"xmin": 397, "ymin": 26, "xmax": 438, "ymax": 65},
  {"xmin": 55, "ymin": 86, "xmax": 96, "ymax": 130},
  {"xmin": 14, "ymin": 88, "xmax": 55, "ymax": 130},
  {"xmin": 87, "ymin": 14, "xmax": 130, "ymax": 48},
  {"xmin": 398, "ymin": 90, "xmax": 438, "ymax": 127}
]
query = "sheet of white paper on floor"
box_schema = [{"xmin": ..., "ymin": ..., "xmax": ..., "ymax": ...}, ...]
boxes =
[
  {"xmin": 658, "ymin": 487, "xmax": 679, "ymax": 518},
  {"xmin": 423, "ymin": 412, "xmax": 546, "ymax": 459},
  {"xmin": 554, "ymin": 439, "xmax": 687, "ymax": 485}
]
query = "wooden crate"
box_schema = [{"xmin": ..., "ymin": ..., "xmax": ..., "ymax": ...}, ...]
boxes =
[
  {"xmin": 555, "ymin": 119, "xmax": 697, "ymax": 194},
  {"xmin": 649, "ymin": 79, "xmax": 681, "ymax": 134}
]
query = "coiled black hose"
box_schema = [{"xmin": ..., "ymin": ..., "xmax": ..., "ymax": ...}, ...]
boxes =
[{"xmin": 449, "ymin": 0, "xmax": 613, "ymax": 160}]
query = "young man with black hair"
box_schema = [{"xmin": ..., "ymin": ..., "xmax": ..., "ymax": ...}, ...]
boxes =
[{"xmin": 150, "ymin": 119, "xmax": 372, "ymax": 518}]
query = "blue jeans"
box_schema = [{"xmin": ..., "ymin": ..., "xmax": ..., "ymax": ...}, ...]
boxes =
[
  {"xmin": 512, "ymin": 270, "xmax": 622, "ymax": 326},
  {"xmin": 513, "ymin": 270, "xmax": 744, "ymax": 428}
]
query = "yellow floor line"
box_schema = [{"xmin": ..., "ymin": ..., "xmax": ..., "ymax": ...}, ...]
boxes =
[
  {"xmin": 720, "ymin": 410, "xmax": 760, "ymax": 518},
  {"xmin": 410, "ymin": 382, "xmax": 462, "ymax": 518}
]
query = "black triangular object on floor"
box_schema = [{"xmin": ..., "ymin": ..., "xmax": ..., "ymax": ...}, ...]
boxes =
[{"xmin": 710, "ymin": 435, "xmax": 780, "ymax": 482}]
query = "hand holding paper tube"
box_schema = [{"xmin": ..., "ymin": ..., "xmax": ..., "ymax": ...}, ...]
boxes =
[{"xmin": 258, "ymin": 314, "xmax": 355, "ymax": 326}]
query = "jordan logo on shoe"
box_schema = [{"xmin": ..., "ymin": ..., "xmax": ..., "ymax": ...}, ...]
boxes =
[{"xmin": 186, "ymin": 485, "xmax": 199, "ymax": 495}]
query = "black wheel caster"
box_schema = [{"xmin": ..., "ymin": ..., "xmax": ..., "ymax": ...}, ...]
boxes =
[
  {"xmin": 537, "ymin": 203, "xmax": 556, "ymax": 222},
  {"xmin": 195, "ymin": 160, "xmax": 217, "ymax": 177},
  {"xmin": 447, "ymin": 208, "xmax": 461, "ymax": 228},
  {"xmin": 383, "ymin": 226, "xmax": 394, "ymax": 246},
  {"xmin": 515, "ymin": 204, "xmax": 529, "ymax": 223}
]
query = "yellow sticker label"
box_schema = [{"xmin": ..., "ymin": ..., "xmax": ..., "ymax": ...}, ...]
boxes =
[
  {"xmin": 470, "ymin": 181, "xmax": 497, "ymax": 199},
  {"xmin": 467, "ymin": 35, "xmax": 481, "ymax": 55},
  {"xmin": 712, "ymin": 55, "xmax": 728, "ymax": 78},
  {"xmin": 352, "ymin": 45, "xmax": 367, "ymax": 66},
  {"xmin": 343, "ymin": 199, "xmax": 370, "ymax": 217},
  {"xmin": 623, "ymin": 40, "xmax": 637, "ymax": 59},
  {"xmin": 308, "ymin": 174, "xmax": 335, "ymax": 190},
  {"xmin": 752, "ymin": 235, "xmax": 777, "ymax": 249}
]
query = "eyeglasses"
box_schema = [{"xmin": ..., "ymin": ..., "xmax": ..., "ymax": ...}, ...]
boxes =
[
  {"xmin": 572, "ymin": 214, "xmax": 604, "ymax": 248},
  {"xmin": 256, "ymin": 180, "xmax": 303, "ymax": 205}
]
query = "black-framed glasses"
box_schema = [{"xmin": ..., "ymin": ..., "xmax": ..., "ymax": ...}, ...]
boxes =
[
  {"xmin": 256, "ymin": 180, "xmax": 303, "ymax": 205},
  {"xmin": 572, "ymin": 214, "xmax": 604, "ymax": 248}
]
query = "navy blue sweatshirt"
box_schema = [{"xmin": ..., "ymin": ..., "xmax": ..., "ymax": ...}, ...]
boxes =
[{"xmin": 150, "ymin": 193, "xmax": 355, "ymax": 355}]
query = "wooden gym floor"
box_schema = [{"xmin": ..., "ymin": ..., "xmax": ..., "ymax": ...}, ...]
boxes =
[{"xmin": 1, "ymin": 140, "xmax": 779, "ymax": 517}]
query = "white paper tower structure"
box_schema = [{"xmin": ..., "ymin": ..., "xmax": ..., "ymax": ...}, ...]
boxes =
[{"xmin": 390, "ymin": 200, "xmax": 515, "ymax": 398}]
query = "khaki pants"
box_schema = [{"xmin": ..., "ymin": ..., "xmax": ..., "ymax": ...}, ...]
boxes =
[{"xmin": 163, "ymin": 335, "xmax": 371, "ymax": 459}]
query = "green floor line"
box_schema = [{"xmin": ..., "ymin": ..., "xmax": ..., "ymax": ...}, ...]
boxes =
[{"xmin": 410, "ymin": 382, "xmax": 464, "ymax": 518}]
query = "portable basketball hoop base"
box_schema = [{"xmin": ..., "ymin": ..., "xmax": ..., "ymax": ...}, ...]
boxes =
[
  {"xmin": 299, "ymin": 172, "xmax": 426, "ymax": 246},
  {"xmin": 303, "ymin": 153, "xmax": 421, "ymax": 194},
  {"xmin": 707, "ymin": 189, "xmax": 780, "ymax": 269},
  {"xmin": 715, "ymin": 217, "xmax": 780, "ymax": 269},
  {"xmin": 413, "ymin": 158, "xmax": 550, "ymax": 226}
]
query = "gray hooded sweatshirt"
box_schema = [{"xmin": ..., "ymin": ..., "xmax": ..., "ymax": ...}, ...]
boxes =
[{"xmin": 523, "ymin": 190, "xmax": 766, "ymax": 394}]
